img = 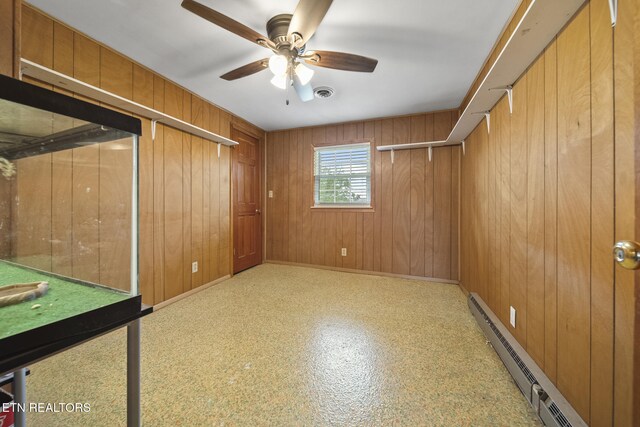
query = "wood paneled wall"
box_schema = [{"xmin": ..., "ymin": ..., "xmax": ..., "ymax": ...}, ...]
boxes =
[
  {"xmin": 266, "ymin": 111, "xmax": 460, "ymax": 281},
  {"xmin": 460, "ymin": 2, "xmax": 625, "ymax": 424},
  {"xmin": 6, "ymin": 4, "xmax": 265, "ymax": 304},
  {"xmin": 0, "ymin": 0, "xmax": 20, "ymax": 77}
]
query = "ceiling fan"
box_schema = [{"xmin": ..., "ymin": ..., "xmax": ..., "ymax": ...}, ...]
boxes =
[{"xmin": 181, "ymin": 0, "xmax": 378, "ymax": 102}]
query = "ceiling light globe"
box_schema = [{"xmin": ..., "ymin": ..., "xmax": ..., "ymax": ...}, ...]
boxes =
[
  {"xmin": 269, "ymin": 55, "xmax": 288, "ymax": 75},
  {"xmin": 295, "ymin": 63, "xmax": 314, "ymax": 85},
  {"xmin": 270, "ymin": 74, "xmax": 287, "ymax": 90}
]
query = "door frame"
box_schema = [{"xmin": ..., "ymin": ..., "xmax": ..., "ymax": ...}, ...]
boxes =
[{"xmin": 230, "ymin": 122, "xmax": 264, "ymax": 274}]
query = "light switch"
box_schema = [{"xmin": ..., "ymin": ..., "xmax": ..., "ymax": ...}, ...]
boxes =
[{"xmin": 510, "ymin": 306, "xmax": 516, "ymax": 328}]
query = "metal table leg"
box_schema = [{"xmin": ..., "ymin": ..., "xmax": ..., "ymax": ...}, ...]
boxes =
[
  {"xmin": 13, "ymin": 368, "xmax": 26, "ymax": 427},
  {"xmin": 127, "ymin": 319, "xmax": 141, "ymax": 427}
]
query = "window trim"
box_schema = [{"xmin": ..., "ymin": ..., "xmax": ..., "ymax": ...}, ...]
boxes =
[{"xmin": 311, "ymin": 138, "xmax": 375, "ymax": 211}]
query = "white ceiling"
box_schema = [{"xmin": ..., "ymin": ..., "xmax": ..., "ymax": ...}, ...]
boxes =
[{"xmin": 27, "ymin": 0, "xmax": 519, "ymax": 131}]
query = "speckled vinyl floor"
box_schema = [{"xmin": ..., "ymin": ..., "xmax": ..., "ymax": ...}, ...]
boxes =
[{"xmin": 25, "ymin": 264, "xmax": 540, "ymax": 426}]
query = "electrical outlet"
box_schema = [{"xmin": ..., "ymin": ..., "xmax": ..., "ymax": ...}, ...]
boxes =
[
  {"xmin": 341, "ymin": 248, "xmax": 347, "ymax": 257},
  {"xmin": 510, "ymin": 306, "xmax": 516, "ymax": 328},
  {"xmin": 192, "ymin": 261, "xmax": 198, "ymax": 273},
  {"xmin": 268, "ymin": 190, "xmax": 274, "ymax": 198}
]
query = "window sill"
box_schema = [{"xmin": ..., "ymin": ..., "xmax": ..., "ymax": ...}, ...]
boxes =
[{"xmin": 310, "ymin": 206, "xmax": 375, "ymax": 213}]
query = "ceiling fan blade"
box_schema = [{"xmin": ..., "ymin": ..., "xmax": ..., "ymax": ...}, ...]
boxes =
[
  {"xmin": 220, "ymin": 59, "xmax": 269, "ymax": 81},
  {"xmin": 181, "ymin": 0, "xmax": 275, "ymax": 50},
  {"xmin": 287, "ymin": 0, "xmax": 333, "ymax": 46},
  {"xmin": 292, "ymin": 74, "xmax": 314, "ymax": 102},
  {"xmin": 304, "ymin": 50, "xmax": 378, "ymax": 72}
]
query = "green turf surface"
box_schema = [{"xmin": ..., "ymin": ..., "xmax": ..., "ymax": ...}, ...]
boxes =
[{"xmin": 0, "ymin": 261, "xmax": 130, "ymax": 339}]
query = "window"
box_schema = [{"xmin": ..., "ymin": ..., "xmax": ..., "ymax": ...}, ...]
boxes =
[{"xmin": 314, "ymin": 142, "xmax": 371, "ymax": 207}]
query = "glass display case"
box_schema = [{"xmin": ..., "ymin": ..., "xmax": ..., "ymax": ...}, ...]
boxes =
[{"xmin": 0, "ymin": 75, "xmax": 150, "ymax": 378}]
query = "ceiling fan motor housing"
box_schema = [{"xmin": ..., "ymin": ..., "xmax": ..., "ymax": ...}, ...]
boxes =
[{"xmin": 267, "ymin": 14, "xmax": 294, "ymax": 47}]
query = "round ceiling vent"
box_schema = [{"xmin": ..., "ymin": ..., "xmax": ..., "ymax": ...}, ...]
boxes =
[{"xmin": 313, "ymin": 86, "xmax": 335, "ymax": 99}]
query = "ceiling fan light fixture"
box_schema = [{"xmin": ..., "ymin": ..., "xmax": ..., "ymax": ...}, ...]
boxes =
[
  {"xmin": 294, "ymin": 62, "xmax": 314, "ymax": 85},
  {"xmin": 270, "ymin": 74, "xmax": 287, "ymax": 90},
  {"xmin": 268, "ymin": 54, "xmax": 288, "ymax": 75}
]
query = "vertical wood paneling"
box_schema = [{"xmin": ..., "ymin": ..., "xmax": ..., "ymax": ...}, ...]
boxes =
[
  {"xmin": 134, "ymin": 65, "xmax": 154, "ymax": 305},
  {"xmin": 182, "ymin": 92, "xmax": 192, "ymax": 290},
  {"xmin": 266, "ymin": 112, "xmax": 458, "ymax": 280},
  {"xmin": 342, "ymin": 212, "xmax": 356, "ymax": 268},
  {"xmin": 543, "ymin": 38, "xmax": 559, "ymax": 385},
  {"xmin": 380, "ymin": 119, "xmax": 394, "ymax": 273},
  {"xmin": 49, "ymin": 151, "xmax": 72, "ymax": 277},
  {"xmin": 612, "ymin": 0, "xmax": 639, "ymax": 423},
  {"xmin": 526, "ymin": 56, "xmax": 545, "ymax": 368},
  {"xmin": 21, "ymin": 6, "xmax": 52, "ymax": 68},
  {"xmin": 73, "ymin": 33, "xmax": 99, "ymax": 87},
  {"xmin": 355, "ymin": 213, "xmax": 364, "ymax": 270},
  {"xmin": 460, "ymin": 2, "xmax": 626, "ymax": 422},
  {"xmin": 556, "ymin": 8, "xmax": 591, "ymax": 420},
  {"xmin": 288, "ymin": 131, "xmax": 298, "ymax": 262},
  {"xmin": 509, "ymin": 77, "xmax": 528, "ymax": 345},
  {"xmin": 53, "ymin": 23, "xmax": 73, "ymax": 77},
  {"xmin": 450, "ymin": 146, "xmax": 460, "ymax": 281},
  {"xmin": 13, "ymin": 155, "xmax": 52, "ymax": 271},
  {"xmin": 433, "ymin": 147, "xmax": 452, "ymax": 279},
  {"xmin": 152, "ymin": 75, "xmax": 165, "ymax": 303},
  {"xmin": 202, "ymin": 130, "xmax": 211, "ymax": 283},
  {"xmin": 281, "ymin": 131, "xmax": 291, "ymax": 262},
  {"xmin": 410, "ymin": 115, "xmax": 426, "ymax": 277},
  {"xmin": 296, "ymin": 129, "xmax": 305, "ymax": 263},
  {"xmin": 391, "ymin": 117, "xmax": 411, "ymax": 275},
  {"xmin": 302, "ymin": 129, "xmax": 313, "ymax": 264},
  {"xmin": 266, "ymin": 134, "xmax": 274, "ymax": 261},
  {"xmin": 589, "ymin": 1, "xmax": 614, "ymax": 424},
  {"xmin": 210, "ymin": 136, "xmax": 220, "ymax": 280},
  {"xmin": 100, "ymin": 48, "xmax": 132, "ymax": 99},
  {"xmin": 373, "ymin": 120, "xmax": 382, "ymax": 272},
  {"xmin": 191, "ymin": 98, "xmax": 204, "ymax": 289},
  {"xmin": 498, "ymin": 97, "xmax": 511, "ymax": 327},
  {"xmin": 424, "ymin": 114, "xmax": 435, "ymax": 277},
  {"xmin": 219, "ymin": 144, "xmax": 231, "ymax": 276},
  {"xmin": 362, "ymin": 121, "xmax": 375, "ymax": 271},
  {"xmin": 271, "ymin": 132, "xmax": 283, "ymax": 261},
  {"xmin": 324, "ymin": 212, "xmax": 337, "ymax": 266},
  {"xmin": 99, "ymin": 140, "xmax": 132, "ymax": 290},
  {"xmin": 0, "ymin": 0, "xmax": 19, "ymax": 78},
  {"xmin": 164, "ymin": 126, "xmax": 184, "ymax": 299},
  {"xmin": 72, "ymin": 146, "xmax": 99, "ymax": 282},
  {"xmin": 50, "ymin": 25, "xmax": 73, "ymax": 275},
  {"xmin": 487, "ymin": 107, "xmax": 498, "ymax": 313}
]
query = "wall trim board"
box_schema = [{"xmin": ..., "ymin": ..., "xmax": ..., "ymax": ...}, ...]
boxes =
[
  {"xmin": 265, "ymin": 260, "xmax": 460, "ymax": 285},
  {"xmin": 458, "ymin": 282, "xmax": 470, "ymax": 297},
  {"xmin": 153, "ymin": 274, "xmax": 231, "ymax": 311}
]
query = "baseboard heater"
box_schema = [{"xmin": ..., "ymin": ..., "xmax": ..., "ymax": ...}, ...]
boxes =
[{"xmin": 467, "ymin": 293, "xmax": 587, "ymax": 427}]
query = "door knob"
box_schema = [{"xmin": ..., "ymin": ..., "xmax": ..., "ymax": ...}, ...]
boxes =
[
  {"xmin": 256, "ymin": 209, "xmax": 261, "ymax": 214},
  {"xmin": 613, "ymin": 240, "xmax": 640, "ymax": 270}
]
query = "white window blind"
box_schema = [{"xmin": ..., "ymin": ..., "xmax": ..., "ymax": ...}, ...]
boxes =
[{"xmin": 314, "ymin": 143, "xmax": 371, "ymax": 206}]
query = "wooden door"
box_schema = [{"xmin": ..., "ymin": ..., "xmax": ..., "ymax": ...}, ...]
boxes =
[
  {"xmin": 232, "ymin": 127, "xmax": 262, "ymax": 273},
  {"xmin": 613, "ymin": 0, "xmax": 640, "ymax": 424}
]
